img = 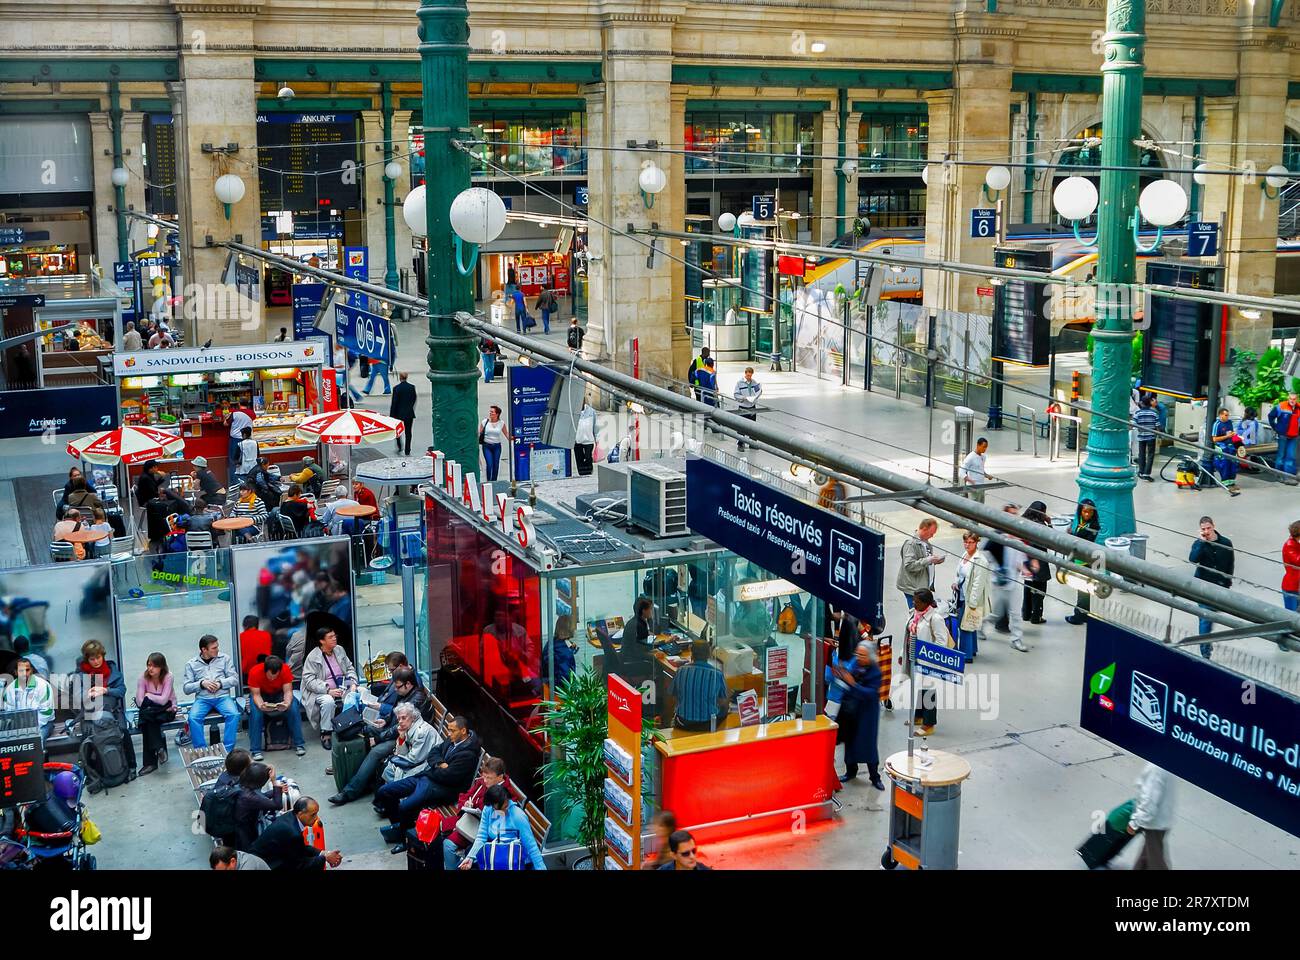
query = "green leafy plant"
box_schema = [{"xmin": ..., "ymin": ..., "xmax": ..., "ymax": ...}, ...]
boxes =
[
  {"xmin": 1228, "ymin": 347, "xmax": 1291, "ymax": 409},
  {"xmin": 540, "ymin": 667, "xmax": 610, "ymax": 867}
]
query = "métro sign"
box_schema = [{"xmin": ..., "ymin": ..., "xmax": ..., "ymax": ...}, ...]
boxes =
[
  {"xmin": 334, "ymin": 302, "xmax": 391, "ymax": 363},
  {"xmin": 685, "ymin": 456, "xmax": 884, "ymax": 627},
  {"xmin": 1081, "ymin": 620, "xmax": 1300, "ymax": 839}
]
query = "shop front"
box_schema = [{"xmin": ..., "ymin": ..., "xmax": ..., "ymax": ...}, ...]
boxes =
[
  {"xmin": 422, "ymin": 452, "xmax": 834, "ymax": 854},
  {"xmin": 110, "ymin": 340, "xmax": 331, "ymax": 484}
]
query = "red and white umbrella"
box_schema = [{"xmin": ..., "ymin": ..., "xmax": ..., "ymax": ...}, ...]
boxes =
[
  {"xmin": 67, "ymin": 425, "xmax": 186, "ymax": 465},
  {"xmin": 294, "ymin": 409, "xmax": 405, "ymax": 446}
]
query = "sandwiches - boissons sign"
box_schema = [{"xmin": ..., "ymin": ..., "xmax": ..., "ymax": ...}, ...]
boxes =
[{"xmin": 429, "ymin": 451, "xmax": 537, "ymax": 550}]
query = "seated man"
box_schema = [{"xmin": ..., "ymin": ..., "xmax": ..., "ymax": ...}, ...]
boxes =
[
  {"xmin": 52, "ymin": 507, "xmax": 88, "ymax": 560},
  {"xmin": 441, "ymin": 756, "xmax": 510, "ymax": 870},
  {"xmin": 375, "ymin": 715, "xmax": 480, "ymax": 830},
  {"xmin": 247, "ymin": 656, "xmax": 306, "ymax": 760},
  {"xmin": 671, "ymin": 641, "xmax": 730, "ymax": 731},
  {"xmin": 1, "ymin": 656, "xmax": 55, "ymax": 741},
  {"xmin": 286, "ymin": 456, "xmax": 324, "ymax": 496},
  {"xmin": 248, "ymin": 798, "xmax": 342, "ymax": 871},
  {"xmin": 279, "ymin": 484, "xmax": 314, "ymax": 536},
  {"xmin": 481, "ymin": 606, "xmax": 539, "ymax": 696},
  {"xmin": 328, "ymin": 667, "xmax": 432, "ymax": 806},
  {"xmin": 317, "ymin": 487, "xmax": 360, "ymax": 536},
  {"xmin": 182, "ymin": 634, "xmax": 241, "ymax": 750},
  {"xmin": 209, "ymin": 845, "xmax": 269, "ymax": 871}
]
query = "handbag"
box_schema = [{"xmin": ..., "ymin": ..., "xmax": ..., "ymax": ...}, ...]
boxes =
[
  {"xmin": 333, "ymin": 705, "xmax": 366, "ymax": 741},
  {"xmin": 1106, "ymin": 799, "xmax": 1136, "ymax": 833},
  {"xmin": 415, "ymin": 807, "xmax": 451, "ymax": 845},
  {"xmin": 478, "ymin": 419, "xmax": 487, "ymax": 445},
  {"xmin": 382, "ymin": 754, "xmax": 428, "ymax": 783},
  {"xmin": 455, "ymin": 809, "xmax": 482, "ymax": 841},
  {"xmin": 475, "ymin": 831, "xmax": 524, "ymax": 870}
]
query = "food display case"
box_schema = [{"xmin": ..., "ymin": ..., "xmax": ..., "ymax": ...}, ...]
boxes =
[{"xmin": 111, "ymin": 340, "xmax": 331, "ymax": 482}]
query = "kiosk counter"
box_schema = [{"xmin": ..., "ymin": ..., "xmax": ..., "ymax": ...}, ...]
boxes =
[{"xmin": 111, "ymin": 341, "xmax": 331, "ymax": 482}]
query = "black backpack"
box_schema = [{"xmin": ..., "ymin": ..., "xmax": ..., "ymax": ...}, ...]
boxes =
[
  {"xmin": 200, "ymin": 781, "xmax": 241, "ymax": 839},
  {"xmin": 76, "ymin": 713, "xmax": 131, "ymax": 793}
]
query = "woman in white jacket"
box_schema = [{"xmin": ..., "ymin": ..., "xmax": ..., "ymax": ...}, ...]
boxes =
[
  {"xmin": 955, "ymin": 532, "xmax": 993, "ymax": 661},
  {"xmin": 301, "ymin": 628, "xmax": 358, "ymax": 748},
  {"xmin": 904, "ymin": 587, "xmax": 952, "ymax": 736}
]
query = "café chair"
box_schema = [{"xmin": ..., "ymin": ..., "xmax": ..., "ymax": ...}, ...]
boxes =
[{"xmin": 49, "ymin": 541, "xmax": 76, "ymax": 563}]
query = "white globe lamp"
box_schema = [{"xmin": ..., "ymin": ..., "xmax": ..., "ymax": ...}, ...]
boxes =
[
  {"xmin": 1052, "ymin": 176, "xmax": 1099, "ymax": 221},
  {"xmin": 213, "ymin": 173, "xmax": 245, "ymax": 220},
  {"xmin": 1138, "ymin": 179, "xmax": 1188, "ymax": 227},
  {"xmin": 717, "ymin": 211, "xmax": 737, "ymax": 233},
  {"xmin": 984, "ymin": 165, "xmax": 1011, "ymax": 193},
  {"xmin": 384, "ymin": 161, "xmax": 403, "ymax": 181},
  {"xmin": 402, "ymin": 185, "xmax": 427, "ymax": 237},
  {"xmin": 1192, "ymin": 162, "xmax": 1210, "ymax": 186},
  {"xmin": 110, "ymin": 167, "xmax": 129, "ymax": 188},
  {"xmin": 449, "ymin": 187, "xmax": 508, "ymax": 245}
]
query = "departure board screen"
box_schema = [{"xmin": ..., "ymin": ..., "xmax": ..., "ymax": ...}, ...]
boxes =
[
  {"xmin": 1141, "ymin": 262, "xmax": 1222, "ymax": 400},
  {"xmin": 992, "ymin": 245, "xmax": 1052, "ymax": 366},
  {"xmin": 145, "ymin": 114, "xmax": 178, "ymax": 216},
  {"xmin": 256, "ymin": 113, "xmax": 360, "ymax": 213}
]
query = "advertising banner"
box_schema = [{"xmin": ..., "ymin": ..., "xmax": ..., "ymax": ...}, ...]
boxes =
[
  {"xmin": 1081, "ymin": 620, "xmax": 1300, "ymax": 839},
  {"xmin": 685, "ymin": 456, "xmax": 885, "ymax": 626}
]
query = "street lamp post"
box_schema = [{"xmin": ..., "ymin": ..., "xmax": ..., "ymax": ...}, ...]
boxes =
[
  {"xmin": 1077, "ymin": 0, "xmax": 1145, "ymax": 539},
  {"xmin": 109, "ymin": 80, "xmax": 129, "ymax": 265},
  {"xmin": 418, "ymin": 0, "xmax": 480, "ymax": 468}
]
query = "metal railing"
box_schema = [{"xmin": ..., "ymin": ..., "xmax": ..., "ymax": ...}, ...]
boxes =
[
  {"xmin": 1048, "ymin": 412, "xmax": 1082, "ymax": 466},
  {"xmin": 1015, "ymin": 403, "xmax": 1038, "ymax": 456}
]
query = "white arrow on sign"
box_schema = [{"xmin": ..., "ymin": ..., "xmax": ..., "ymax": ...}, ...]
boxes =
[{"xmin": 372, "ymin": 318, "xmax": 387, "ymax": 358}]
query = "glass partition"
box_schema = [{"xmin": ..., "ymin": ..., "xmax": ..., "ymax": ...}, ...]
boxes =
[{"xmin": 112, "ymin": 551, "xmax": 234, "ymax": 702}]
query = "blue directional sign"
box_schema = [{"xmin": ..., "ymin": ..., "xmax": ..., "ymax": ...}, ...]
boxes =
[
  {"xmin": 575, "ymin": 185, "xmax": 589, "ymax": 207},
  {"xmin": 292, "ymin": 283, "xmax": 327, "ymax": 340},
  {"xmin": 0, "ymin": 227, "xmax": 25, "ymax": 245},
  {"xmin": 970, "ymin": 208, "xmax": 997, "ymax": 239},
  {"xmin": 914, "ymin": 639, "xmax": 966, "ymax": 685},
  {"xmin": 1082, "ymin": 620, "xmax": 1300, "ymax": 839},
  {"xmin": 1188, "ymin": 221, "xmax": 1219, "ymax": 258},
  {"xmin": 0, "ymin": 385, "xmax": 116, "ymax": 440},
  {"xmin": 507, "ymin": 363, "xmax": 571, "ymax": 482},
  {"xmin": 752, "ymin": 194, "xmax": 776, "ymax": 222},
  {"xmin": 334, "ymin": 302, "xmax": 391, "ymax": 362},
  {"xmin": 685, "ymin": 456, "xmax": 885, "ymax": 627}
]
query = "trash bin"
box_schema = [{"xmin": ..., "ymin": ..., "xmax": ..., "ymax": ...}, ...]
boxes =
[{"xmin": 881, "ymin": 748, "xmax": 972, "ymax": 870}]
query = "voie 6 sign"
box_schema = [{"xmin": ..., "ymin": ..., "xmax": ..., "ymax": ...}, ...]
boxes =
[
  {"xmin": 685, "ymin": 457, "xmax": 885, "ymax": 626},
  {"xmin": 1081, "ymin": 620, "xmax": 1300, "ymax": 839}
]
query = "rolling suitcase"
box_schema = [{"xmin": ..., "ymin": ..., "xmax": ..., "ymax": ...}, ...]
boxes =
[
  {"xmin": 331, "ymin": 736, "xmax": 367, "ymax": 794},
  {"xmin": 263, "ymin": 713, "xmax": 292, "ymax": 752},
  {"xmin": 405, "ymin": 828, "xmax": 443, "ymax": 871},
  {"xmin": 1077, "ymin": 825, "xmax": 1133, "ymax": 869}
]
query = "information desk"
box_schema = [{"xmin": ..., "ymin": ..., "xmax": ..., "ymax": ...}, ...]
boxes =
[{"xmin": 655, "ymin": 715, "xmax": 840, "ymax": 842}]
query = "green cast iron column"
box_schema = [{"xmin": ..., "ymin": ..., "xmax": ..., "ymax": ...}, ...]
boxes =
[
  {"xmin": 1077, "ymin": 0, "xmax": 1144, "ymax": 538},
  {"xmin": 109, "ymin": 80, "xmax": 129, "ymax": 264},
  {"xmin": 835, "ymin": 89, "xmax": 847, "ymax": 236},
  {"xmin": 419, "ymin": 0, "xmax": 479, "ymax": 468},
  {"xmin": 382, "ymin": 83, "xmax": 400, "ymax": 291}
]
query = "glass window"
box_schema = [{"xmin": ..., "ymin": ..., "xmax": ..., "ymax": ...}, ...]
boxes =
[
  {"xmin": 686, "ymin": 111, "xmax": 817, "ymax": 174},
  {"xmin": 857, "ymin": 113, "xmax": 928, "ymax": 173}
]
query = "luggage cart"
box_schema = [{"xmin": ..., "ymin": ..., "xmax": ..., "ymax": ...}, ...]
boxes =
[{"xmin": 881, "ymin": 749, "xmax": 972, "ymax": 870}]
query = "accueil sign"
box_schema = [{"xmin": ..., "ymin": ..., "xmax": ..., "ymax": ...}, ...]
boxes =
[{"xmin": 429, "ymin": 451, "xmax": 537, "ymax": 550}]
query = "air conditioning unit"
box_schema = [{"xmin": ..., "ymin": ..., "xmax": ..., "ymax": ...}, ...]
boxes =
[{"xmin": 625, "ymin": 462, "xmax": 687, "ymax": 537}]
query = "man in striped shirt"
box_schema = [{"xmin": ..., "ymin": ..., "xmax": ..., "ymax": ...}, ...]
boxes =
[
  {"xmin": 1132, "ymin": 394, "xmax": 1162, "ymax": 481},
  {"xmin": 671, "ymin": 641, "xmax": 730, "ymax": 731}
]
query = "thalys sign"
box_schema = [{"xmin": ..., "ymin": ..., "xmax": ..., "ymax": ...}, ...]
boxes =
[{"xmin": 427, "ymin": 451, "xmax": 540, "ymax": 555}]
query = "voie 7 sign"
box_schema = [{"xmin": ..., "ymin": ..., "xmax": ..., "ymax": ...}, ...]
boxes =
[
  {"xmin": 685, "ymin": 457, "xmax": 884, "ymax": 626},
  {"xmin": 1081, "ymin": 620, "xmax": 1300, "ymax": 839}
]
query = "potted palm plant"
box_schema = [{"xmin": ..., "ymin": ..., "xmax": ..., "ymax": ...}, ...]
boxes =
[
  {"xmin": 540, "ymin": 666, "xmax": 613, "ymax": 869},
  {"xmin": 540, "ymin": 666, "xmax": 655, "ymax": 869}
]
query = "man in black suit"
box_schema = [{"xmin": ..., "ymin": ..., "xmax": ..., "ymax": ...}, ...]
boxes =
[
  {"xmin": 389, "ymin": 371, "xmax": 417, "ymax": 455},
  {"xmin": 248, "ymin": 797, "xmax": 343, "ymax": 871},
  {"xmin": 375, "ymin": 715, "xmax": 479, "ymax": 843}
]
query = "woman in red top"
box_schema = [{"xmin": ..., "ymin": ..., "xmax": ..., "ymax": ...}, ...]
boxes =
[
  {"xmin": 1283, "ymin": 521, "xmax": 1300, "ymax": 612},
  {"xmin": 352, "ymin": 480, "xmax": 379, "ymax": 511}
]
